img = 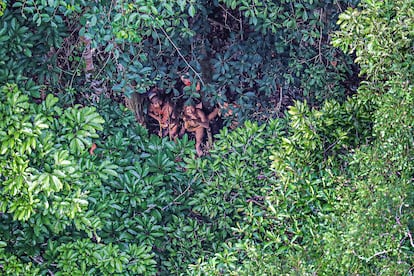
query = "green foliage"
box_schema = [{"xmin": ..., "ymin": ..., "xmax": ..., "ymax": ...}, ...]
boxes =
[
  {"xmin": 332, "ymin": 0, "xmax": 413, "ymax": 84},
  {"xmin": 186, "ymin": 0, "xmax": 413, "ymax": 272},
  {"xmin": 0, "ymin": 84, "xmax": 121, "ymax": 274},
  {"xmin": 189, "ymin": 120, "xmax": 283, "ymax": 228},
  {"xmin": 1, "ymin": 92, "xmax": 198, "ymax": 275},
  {"xmin": 212, "ymin": 0, "xmax": 358, "ymax": 108},
  {"xmin": 86, "ymin": 98, "xmax": 199, "ymax": 274},
  {"xmin": 46, "ymin": 240, "xmax": 156, "ymax": 275},
  {"xmin": 0, "ymin": 1, "xmax": 5, "ymax": 16},
  {"xmin": 272, "ymin": 98, "xmax": 372, "ymax": 178},
  {"xmin": 328, "ymin": 0, "xmax": 414, "ymax": 273},
  {"xmin": 0, "ymin": 244, "xmax": 41, "ymax": 276},
  {"xmin": 0, "ymin": 2, "xmax": 71, "ymax": 96},
  {"xmin": 184, "ymin": 119, "xmax": 285, "ymax": 274},
  {"xmin": 1, "ymin": 0, "xmax": 413, "ymax": 275},
  {"xmin": 110, "ymin": 0, "xmax": 197, "ymax": 43},
  {"xmin": 1, "ymin": 0, "xmax": 361, "ymax": 125},
  {"xmin": 186, "ymin": 98, "xmax": 373, "ymax": 274},
  {"xmin": 0, "ymin": 84, "xmax": 105, "ymax": 224},
  {"xmin": 186, "ymin": 96, "xmax": 411, "ymax": 275}
]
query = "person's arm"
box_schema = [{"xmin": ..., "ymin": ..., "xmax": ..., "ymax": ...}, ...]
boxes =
[
  {"xmin": 179, "ymin": 115, "xmax": 188, "ymax": 136},
  {"xmin": 207, "ymin": 107, "xmax": 220, "ymax": 121},
  {"xmin": 196, "ymin": 110, "xmax": 210, "ymax": 129},
  {"xmin": 148, "ymin": 106, "xmax": 161, "ymax": 122},
  {"xmin": 149, "ymin": 106, "xmax": 167, "ymax": 127},
  {"xmin": 162, "ymin": 103, "xmax": 174, "ymax": 123}
]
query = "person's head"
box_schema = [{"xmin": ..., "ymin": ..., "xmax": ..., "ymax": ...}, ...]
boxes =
[
  {"xmin": 151, "ymin": 96, "xmax": 163, "ymax": 107},
  {"xmin": 149, "ymin": 91, "xmax": 163, "ymax": 107},
  {"xmin": 184, "ymin": 105, "xmax": 196, "ymax": 115}
]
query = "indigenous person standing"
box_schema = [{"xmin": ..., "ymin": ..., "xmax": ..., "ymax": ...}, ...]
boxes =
[
  {"xmin": 180, "ymin": 104, "xmax": 209, "ymax": 156},
  {"xmin": 148, "ymin": 90, "xmax": 179, "ymax": 140}
]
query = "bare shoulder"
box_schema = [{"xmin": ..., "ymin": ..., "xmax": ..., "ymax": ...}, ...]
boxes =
[{"xmin": 196, "ymin": 109, "xmax": 207, "ymax": 120}]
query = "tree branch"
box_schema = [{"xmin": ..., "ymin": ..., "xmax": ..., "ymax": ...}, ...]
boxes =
[{"xmin": 158, "ymin": 25, "xmax": 205, "ymax": 87}]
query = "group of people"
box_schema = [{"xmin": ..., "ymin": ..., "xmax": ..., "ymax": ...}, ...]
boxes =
[
  {"xmin": 147, "ymin": 88, "xmax": 218, "ymax": 156},
  {"xmin": 147, "ymin": 75, "xmax": 240, "ymax": 156}
]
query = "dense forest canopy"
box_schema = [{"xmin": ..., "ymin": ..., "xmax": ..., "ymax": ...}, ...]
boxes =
[{"xmin": 0, "ymin": 0, "xmax": 413, "ymax": 275}]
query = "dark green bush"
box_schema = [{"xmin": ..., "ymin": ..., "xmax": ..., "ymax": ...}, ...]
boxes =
[
  {"xmin": 185, "ymin": 97, "xmax": 373, "ymax": 274},
  {"xmin": 1, "ymin": 0, "xmax": 412, "ymax": 275},
  {"xmin": 1, "ymin": 0, "xmax": 360, "ymax": 125},
  {"xmin": 0, "ymin": 88, "xmax": 196, "ymax": 274},
  {"xmin": 187, "ymin": 0, "xmax": 414, "ymax": 273}
]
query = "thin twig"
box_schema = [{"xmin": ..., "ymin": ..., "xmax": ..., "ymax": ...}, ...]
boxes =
[
  {"xmin": 318, "ymin": 26, "xmax": 323, "ymax": 63},
  {"xmin": 318, "ymin": 9, "xmax": 324, "ymax": 63},
  {"xmin": 69, "ymin": 49, "xmax": 83, "ymax": 88},
  {"xmin": 158, "ymin": 25, "xmax": 205, "ymax": 86},
  {"xmin": 407, "ymin": 229, "xmax": 414, "ymax": 248},
  {"xmin": 246, "ymin": 199, "xmax": 265, "ymax": 208},
  {"xmin": 207, "ymin": 18, "xmax": 232, "ymax": 31},
  {"xmin": 242, "ymin": 135, "xmax": 255, "ymax": 154},
  {"xmin": 323, "ymin": 139, "xmax": 340, "ymax": 156},
  {"xmin": 218, "ymin": 4, "xmax": 244, "ymax": 40},
  {"xmin": 276, "ymin": 85, "xmax": 283, "ymax": 111},
  {"xmin": 396, "ymin": 201, "xmax": 414, "ymax": 248},
  {"xmin": 353, "ymin": 250, "xmax": 392, "ymax": 262},
  {"xmin": 218, "ymin": 4, "xmax": 241, "ymax": 23},
  {"xmin": 239, "ymin": 10, "xmax": 244, "ymax": 41},
  {"xmin": 335, "ymin": 0, "xmax": 343, "ymax": 13},
  {"xmin": 162, "ymin": 179, "xmax": 194, "ymax": 211},
  {"xmin": 94, "ymin": 50, "xmax": 114, "ymax": 80},
  {"xmin": 151, "ymin": 26, "xmax": 163, "ymax": 56}
]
